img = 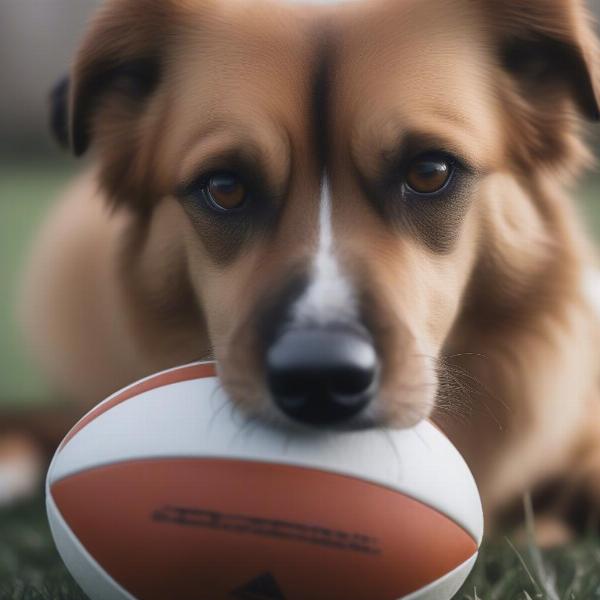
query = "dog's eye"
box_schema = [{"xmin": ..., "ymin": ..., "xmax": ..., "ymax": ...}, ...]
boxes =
[
  {"xmin": 405, "ymin": 155, "xmax": 453, "ymax": 195},
  {"xmin": 205, "ymin": 173, "xmax": 248, "ymax": 211}
]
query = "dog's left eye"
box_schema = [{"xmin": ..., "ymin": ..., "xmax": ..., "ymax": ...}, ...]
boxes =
[
  {"xmin": 405, "ymin": 154, "xmax": 454, "ymax": 195},
  {"xmin": 203, "ymin": 172, "xmax": 249, "ymax": 211}
]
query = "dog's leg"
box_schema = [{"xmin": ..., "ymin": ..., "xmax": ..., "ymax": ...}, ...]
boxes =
[
  {"xmin": 0, "ymin": 434, "xmax": 43, "ymax": 506},
  {"xmin": 0, "ymin": 405, "xmax": 79, "ymax": 456},
  {"xmin": 546, "ymin": 404, "xmax": 600, "ymax": 533},
  {"xmin": 0, "ymin": 405, "xmax": 79, "ymax": 506},
  {"xmin": 494, "ymin": 402, "xmax": 600, "ymax": 540}
]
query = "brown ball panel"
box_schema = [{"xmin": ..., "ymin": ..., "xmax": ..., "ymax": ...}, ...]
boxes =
[{"xmin": 51, "ymin": 459, "xmax": 476, "ymax": 600}]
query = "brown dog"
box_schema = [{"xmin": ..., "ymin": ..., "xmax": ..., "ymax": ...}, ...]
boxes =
[{"xmin": 10, "ymin": 0, "xmax": 600, "ymax": 530}]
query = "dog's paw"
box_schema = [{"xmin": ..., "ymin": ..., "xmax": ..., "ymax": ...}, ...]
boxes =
[
  {"xmin": 512, "ymin": 514, "xmax": 575, "ymax": 548},
  {"xmin": 542, "ymin": 436, "xmax": 600, "ymax": 534},
  {"xmin": 0, "ymin": 434, "xmax": 43, "ymax": 507}
]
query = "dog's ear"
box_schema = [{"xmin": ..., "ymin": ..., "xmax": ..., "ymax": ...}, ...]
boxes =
[
  {"xmin": 67, "ymin": 0, "xmax": 171, "ymax": 156},
  {"xmin": 49, "ymin": 76, "xmax": 70, "ymax": 148},
  {"xmin": 493, "ymin": 0, "xmax": 599, "ymax": 121}
]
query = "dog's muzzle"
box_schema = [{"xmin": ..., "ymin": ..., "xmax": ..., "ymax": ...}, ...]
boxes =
[{"xmin": 266, "ymin": 323, "xmax": 379, "ymax": 426}]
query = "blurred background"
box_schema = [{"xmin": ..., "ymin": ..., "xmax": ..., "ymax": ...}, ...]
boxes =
[
  {"xmin": 0, "ymin": 0, "xmax": 599, "ymax": 409},
  {"xmin": 1, "ymin": 1, "xmax": 100, "ymax": 407}
]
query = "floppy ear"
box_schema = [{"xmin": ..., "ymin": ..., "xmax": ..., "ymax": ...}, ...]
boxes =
[
  {"xmin": 67, "ymin": 0, "xmax": 171, "ymax": 156},
  {"xmin": 49, "ymin": 76, "xmax": 70, "ymax": 148},
  {"xmin": 493, "ymin": 0, "xmax": 599, "ymax": 121}
]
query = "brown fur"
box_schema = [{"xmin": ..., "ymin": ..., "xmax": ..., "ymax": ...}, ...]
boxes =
[{"xmin": 9, "ymin": 0, "xmax": 600, "ymax": 530}]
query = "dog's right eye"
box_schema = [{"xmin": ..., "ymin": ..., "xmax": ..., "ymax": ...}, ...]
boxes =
[
  {"xmin": 203, "ymin": 173, "xmax": 249, "ymax": 212},
  {"xmin": 405, "ymin": 154, "xmax": 454, "ymax": 195}
]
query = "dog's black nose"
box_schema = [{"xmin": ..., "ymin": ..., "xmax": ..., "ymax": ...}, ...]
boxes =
[{"xmin": 266, "ymin": 325, "xmax": 379, "ymax": 426}]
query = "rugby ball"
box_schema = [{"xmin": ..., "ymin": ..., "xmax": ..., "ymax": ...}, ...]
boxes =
[{"xmin": 47, "ymin": 361, "xmax": 483, "ymax": 600}]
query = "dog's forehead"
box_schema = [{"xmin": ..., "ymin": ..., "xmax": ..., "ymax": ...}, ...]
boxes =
[
  {"xmin": 281, "ymin": 0, "xmax": 351, "ymax": 4},
  {"xmin": 281, "ymin": 0, "xmax": 358, "ymax": 5},
  {"xmin": 166, "ymin": 0, "xmax": 496, "ymax": 170},
  {"xmin": 328, "ymin": 0, "xmax": 493, "ymax": 118}
]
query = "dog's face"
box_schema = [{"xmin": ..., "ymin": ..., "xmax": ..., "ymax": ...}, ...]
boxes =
[{"xmin": 59, "ymin": 0, "xmax": 599, "ymax": 429}]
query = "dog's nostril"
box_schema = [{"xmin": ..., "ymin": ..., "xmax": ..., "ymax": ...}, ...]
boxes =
[{"xmin": 266, "ymin": 326, "xmax": 379, "ymax": 426}]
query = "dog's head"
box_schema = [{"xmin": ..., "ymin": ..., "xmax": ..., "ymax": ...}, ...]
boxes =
[{"xmin": 54, "ymin": 0, "xmax": 599, "ymax": 429}]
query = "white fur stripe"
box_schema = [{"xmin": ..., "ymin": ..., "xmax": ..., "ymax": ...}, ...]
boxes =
[
  {"xmin": 582, "ymin": 268, "xmax": 600, "ymax": 318},
  {"xmin": 293, "ymin": 178, "xmax": 357, "ymax": 325}
]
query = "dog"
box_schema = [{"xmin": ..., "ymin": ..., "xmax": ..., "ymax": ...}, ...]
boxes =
[{"xmin": 6, "ymin": 0, "xmax": 600, "ymax": 533}]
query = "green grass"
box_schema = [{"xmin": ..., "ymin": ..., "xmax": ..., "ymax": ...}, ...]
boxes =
[
  {"xmin": 464, "ymin": 537, "xmax": 600, "ymax": 599},
  {"xmin": 0, "ymin": 495, "xmax": 84, "ymax": 599}
]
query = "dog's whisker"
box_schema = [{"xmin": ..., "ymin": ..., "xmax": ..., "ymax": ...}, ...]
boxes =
[
  {"xmin": 433, "ymin": 367, "xmax": 494, "ymax": 427},
  {"xmin": 443, "ymin": 362, "xmax": 511, "ymax": 415},
  {"xmin": 196, "ymin": 349, "xmax": 216, "ymax": 362},
  {"xmin": 229, "ymin": 409, "xmax": 263, "ymax": 446},
  {"xmin": 206, "ymin": 394, "xmax": 231, "ymax": 434},
  {"xmin": 407, "ymin": 421, "xmax": 431, "ymax": 451},
  {"xmin": 443, "ymin": 352, "xmax": 489, "ymax": 362},
  {"xmin": 380, "ymin": 428, "xmax": 402, "ymax": 479},
  {"xmin": 437, "ymin": 366, "xmax": 505, "ymax": 430},
  {"xmin": 217, "ymin": 376, "xmax": 253, "ymax": 391},
  {"xmin": 432, "ymin": 395, "xmax": 472, "ymax": 427},
  {"xmin": 430, "ymin": 353, "xmax": 512, "ymax": 431},
  {"xmin": 417, "ymin": 352, "xmax": 494, "ymax": 401}
]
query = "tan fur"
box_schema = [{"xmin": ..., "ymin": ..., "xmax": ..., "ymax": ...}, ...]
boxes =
[{"xmin": 11, "ymin": 0, "xmax": 600, "ymax": 529}]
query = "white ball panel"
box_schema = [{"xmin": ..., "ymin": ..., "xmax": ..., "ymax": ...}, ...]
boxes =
[
  {"xmin": 48, "ymin": 369, "xmax": 483, "ymax": 545},
  {"xmin": 401, "ymin": 555, "xmax": 477, "ymax": 600}
]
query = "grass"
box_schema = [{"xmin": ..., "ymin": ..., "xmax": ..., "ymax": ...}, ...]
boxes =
[
  {"xmin": 464, "ymin": 537, "xmax": 600, "ymax": 599},
  {"xmin": 0, "ymin": 163, "xmax": 599, "ymax": 598},
  {"xmin": 0, "ymin": 495, "xmax": 84, "ymax": 600}
]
